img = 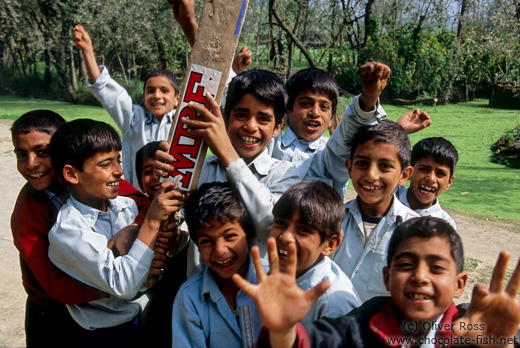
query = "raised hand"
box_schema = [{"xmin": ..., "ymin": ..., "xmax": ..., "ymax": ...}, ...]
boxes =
[
  {"xmin": 453, "ymin": 251, "xmax": 520, "ymax": 348},
  {"xmin": 233, "ymin": 238, "xmax": 329, "ymax": 347},
  {"xmin": 397, "ymin": 108, "xmax": 432, "ymax": 134},
  {"xmin": 182, "ymin": 93, "xmax": 239, "ymax": 167},
  {"xmin": 232, "ymin": 46, "xmax": 253, "ymax": 74},
  {"xmin": 358, "ymin": 62, "xmax": 391, "ymax": 111},
  {"xmin": 167, "ymin": 0, "xmax": 198, "ymax": 47}
]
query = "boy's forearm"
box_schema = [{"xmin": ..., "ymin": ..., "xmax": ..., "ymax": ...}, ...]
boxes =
[
  {"xmin": 80, "ymin": 47, "xmax": 101, "ymax": 84},
  {"xmin": 136, "ymin": 218, "xmax": 162, "ymax": 249},
  {"xmin": 359, "ymin": 91, "xmax": 379, "ymax": 112}
]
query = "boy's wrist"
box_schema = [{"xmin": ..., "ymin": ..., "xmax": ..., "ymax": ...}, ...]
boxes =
[
  {"xmin": 359, "ymin": 91, "xmax": 379, "ymax": 112},
  {"xmin": 269, "ymin": 326, "xmax": 297, "ymax": 348}
]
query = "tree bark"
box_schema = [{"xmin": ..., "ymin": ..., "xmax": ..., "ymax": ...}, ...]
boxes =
[{"xmin": 269, "ymin": 0, "xmax": 317, "ymax": 69}]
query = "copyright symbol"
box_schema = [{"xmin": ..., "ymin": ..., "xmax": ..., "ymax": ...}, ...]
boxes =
[{"xmin": 402, "ymin": 320, "xmax": 418, "ymax": 333}]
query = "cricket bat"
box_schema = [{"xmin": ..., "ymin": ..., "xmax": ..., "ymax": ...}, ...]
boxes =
[{"xmin": 165, "ymin": 0, "xmax": 249, "ymax": 192}]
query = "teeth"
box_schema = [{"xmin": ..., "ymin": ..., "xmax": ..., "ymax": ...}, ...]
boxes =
[
  {"xmin": 419, "ymin": 185, "xmax": 436, "ymax": 193},
  {"xmin": 241, "ymin": 136, "xmax": 260, "ymax": 145},
  {"xmin": 306, "ymin": 121, "xmax": 320, "ymax": 126},
  {"xmin": 278, "ymin": 248, "xmax": 288, "ymax": 256},
  {"xmin": 215, "ymin": 257, "xmax": 233, "ymax": 265},
  {"xmin": 361, "ymin": 184, "xmax": 382, "ymax": 190},
  {"xmin": 409, "ymin": 293, "xmax": 431, "ymax": 300},
  {"xmin": 107, "ymin": 182, "xmax": 119, "ymax": 189},
  {"xmin": 29, "ymin": 172, "xmax": 46, "ymax": 179}
]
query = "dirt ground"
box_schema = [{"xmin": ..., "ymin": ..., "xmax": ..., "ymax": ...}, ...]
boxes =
[{"xmin": 0, "ymin": 120, "xmax": 519, "ymax": 347}]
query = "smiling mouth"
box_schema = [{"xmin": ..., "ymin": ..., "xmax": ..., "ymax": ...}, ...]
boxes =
[
  {"xmin": 407, "ymin": 293, "xmax": 433, "ymax": 300},
  {"xmin": 305, "ymin": 121, "xmax": 321, "ymax": 130},
  {"xmin": 361, "ymin": 184, "xmax": 382, "ymax": 191},
  {"xmin": 214, "ymin": 257, "xmax": 236, "ymax": 270},
  {"xmin": 419, "ymin": 185, "xmax": 437, "ymax": 194},
  {"xmin": 240, "ymin": 136, "xmax": 260, "ymax": 145},
  {"xmin": 28, "ymin": 171, "xmax": 48, "ymax": 179},
  {"xmin": 107, "ymin": 182, "xmax": 119, "ymax": 190}
]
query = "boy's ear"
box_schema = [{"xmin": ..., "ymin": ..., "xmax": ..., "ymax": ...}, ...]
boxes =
[
  {"xmin": 445, "ymin": 175, "xmax": 455, "ymax": 191},
  {"xmin": 454, "ymin": 272, "xmax": 468, "ymax": 298},
  {"xmin": 272, "ymin": 122, "xmax": 283, "ymax": 138},
  {"xmin": 321, "ymin": 232, "xmax": 342, "ymax": 256},
  {"xmin": 383, "ymin": 266, "xmax": 390, "ymax": 291},
  {"xmin": 398, "ymin": 165, "xmax": 413, "ymax": 186},
  {"xmin": 173, "ymin": 93, "xmax": 180, "ymax": 108},
  {"xmin": 62, "ymin": 164, "xmax": 79, "ymax": 185}
]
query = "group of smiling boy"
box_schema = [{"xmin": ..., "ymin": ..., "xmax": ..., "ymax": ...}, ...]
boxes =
[{"xmin": 10, "ymin": 15, "xmax": 520, "ymax": 348}]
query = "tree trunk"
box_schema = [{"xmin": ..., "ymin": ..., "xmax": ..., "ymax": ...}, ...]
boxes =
[
  {"xmin": 269, "ymin": 0, "xmax": 317, "ymax": 69},
  {"xmin": 70, "ymin": 44, "xmax": 78, "ymax": 91}
]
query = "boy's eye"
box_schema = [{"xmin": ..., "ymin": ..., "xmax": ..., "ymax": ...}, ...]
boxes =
[
  {"xmin": 15, "ymin": 152, "xmax": 27, "ymax": 160},
  {"xmin": 225, "ymin": 233, "xmax": 238, "ymax": 241},
  {"xmin": 395, "ymin": 261, "xmax": 414, "ymax": 269},
  {"xmin": 233, "ymin": 112, "xmax": 248, "ymax": 120},
  {"xmin": 273, "ymin": 218, "xmax": 287, "ymax": 227},
  {"xmin": 258, "ymin": 115, "xmax": 272, "ymax": 124},
  {"xmin": 379, "ymin": 163, "xmax": 393, "ymax": 170},
  {"xmin": 320, "ymin": 104, "xmax": 331, "ymax": 111},
  {"xmin": 435, "ymin": 170, "xmax": 447, "ymax": 178},
  {"xmin": 430, "ymin": 264, "xmax": 446, "ymax": 272},
  {"xmin": 354, "ymin": 160, "xmax": 368, "ymax": 167},
  {"xmin": 37, "ymin": 149, "xmax": 50, "ymax": 157},
  {"xmin": 296, "ymin": 226, "xmax": 312, "ymax": 234}
]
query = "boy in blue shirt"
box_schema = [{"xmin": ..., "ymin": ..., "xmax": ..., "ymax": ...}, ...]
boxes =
[
  {"xmin": 47, "ymin": 119, "xmax": 182, "ymax": 347},
  {"xmin": 270, "ymin": 180, "xmax": 361, "ymax": 322},
  {"xmin": 172, "ymin": 182, "xmax": 262, "ymax": 348},
  {"xmin": 331, "ymin": 120, "xmax": 419, "ymax": 302},
  {"xmin": 156, "ymin": 69, "xmax": 300, "ymax": 260},
  {"xmin": 234, "ymin": 216, "xmax": 520, "ymax": 348},
  {"xmin": 396, "ymin": 137, "xmax": 458, "ymax": 229}
]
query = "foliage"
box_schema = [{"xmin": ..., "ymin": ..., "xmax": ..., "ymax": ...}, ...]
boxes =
[{"xmin": 490, "ymin": 126, "xmax": 520, "ymax": 169}]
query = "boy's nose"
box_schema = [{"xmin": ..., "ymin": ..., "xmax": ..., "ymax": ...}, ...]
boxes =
[
  {"xmin": 279, "ymin": 229, "xmax": 295, "ymax": 243},
  {"xmin": 309, "ymin": 103, "xmax": 320, "ymax": 118},
  {"xmin": 26, "ymin": 153, "xmax": 39, "ymax": 169},
  {"xmin": 214, "ymin": 240, "xmax": 228, "ymax": 255},
  {"xmin": 244, "ymin": 118, "xmax": 258, "ymax": 132},
  {"xmin": 114, "ymin": 162, "xmax": 124, "ymax": 177},
  {"xmin": 366, "ymin": 164, "xmax": 379, "ymax": 180},
  {"xmin": 411, "ymin": 264, "xmax": 430, "ymax": 284}
]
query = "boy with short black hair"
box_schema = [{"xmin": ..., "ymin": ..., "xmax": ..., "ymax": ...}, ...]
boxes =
[
  {"xmin": 270, "ymin": 180, "xmax": 361, "ymax": 322},
  {"xmin": 396, "ymin": 137, "xmax": 458, "ymax": 229},
  {"xmin": 157, "ymin": 69, "xmax": 300, "ymax": 259},
  {"xmin": 331, "ymin": 119, "xmax": 419, "ymax": 302},
  {"xmin": 47, "ymin": 119, "xmax": 181, "ymax": 346},
  {"xmin": 135, "ymin": 141, "xmax": 162, "ymax": 199},
  {"xmin": 172, "ymin": 182, "xmax": 262, "ymax": 348},
  {"xmin": 235, "ymin": 216, "xmax": 520, "ymax": 348}
]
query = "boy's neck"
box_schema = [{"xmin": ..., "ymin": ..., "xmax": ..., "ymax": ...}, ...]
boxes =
[
  {"xmin": 70, "ymin": 187, "xmax": 109, "ymax": 212},
  {"xmin": 216, "ymin": 277, "xmax": 240, "ymax": 310},
  {"xmin": 406, "ymin": 189, "xmax": 434, "ymax": 210},
  {"xmin": 358, "ymin": 195, "xmax": 393, "ymax": 217},
  {"xmin": 47, "ymin": 178, "xmax": 70, "ymax": 203}
]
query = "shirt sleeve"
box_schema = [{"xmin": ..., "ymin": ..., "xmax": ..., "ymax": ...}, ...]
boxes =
[
  {"xmin": 86, "ymin": 65, "xmax": 137, "ymax": 134},
  {"xmin": 48, "ymin": 203, "xmax": 154, "ymax": 299},
  {"xmin": 11, "ymin": 185, "xmax": 106, "ymax": 304},
  {"xmin": 171, "ymin": 288, "xmax": 208, "ymax": 348},
  {"xmin": 256, "ymin": 323, "xmax": 311, "ymax": 348},
  {"xmin": 306, "ymin": 95, "xmax": 386, "ymax": 199},
  {"xmin": 225, "ymin": 158, "xmax": 301, "ymax": 249}
]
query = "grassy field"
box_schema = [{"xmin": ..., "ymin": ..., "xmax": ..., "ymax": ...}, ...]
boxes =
[{"xmin": 2, "ymin": 95, "xmax": 519, "ymax": 220}]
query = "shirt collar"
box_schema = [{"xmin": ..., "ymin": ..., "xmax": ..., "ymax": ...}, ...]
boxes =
[
  {"xmin": 249, "ymin": 149, "xmax": 273, "ymax": 176},
  {"xmin": 44, "ymin": 189, "xmax": 65, "ymax": 210},
  {"xmin": 201, "ymin": 254, "xmax": 256, "ymax": 303},
  {"xmin": 68, "ymin": 195, "xmax": 134, "ymax": 228},
  {"xmin": 144, "ymin": 109, "xmax": 176, "ymax": 125},
  {"xmin": 369, "ymin": 299, "xmax": 459, "ymax": 347},
  {"xmin": 347, "ymin": 194, "xmax": 408, "ymax": 225},
  {"xmin": 281, "ymin": 127, "xmax": 325, "ymax": 150}
]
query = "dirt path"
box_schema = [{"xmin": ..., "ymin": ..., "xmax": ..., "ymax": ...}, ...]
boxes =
[{"xmin": 0, "ymin": 120, "xmax": 518, "ymax": 347}]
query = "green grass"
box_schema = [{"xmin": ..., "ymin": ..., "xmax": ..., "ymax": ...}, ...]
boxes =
[
  {"xmin": 0, "ymin": 96, "xmax": 119, "ymax": 130},
  {"xmin": 2, "ymin": 96, "xmax": 519, "ymax": 220},
  {"xmin": 382, "ymin": 100, "xmax": 520, "ymax": 220}
]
